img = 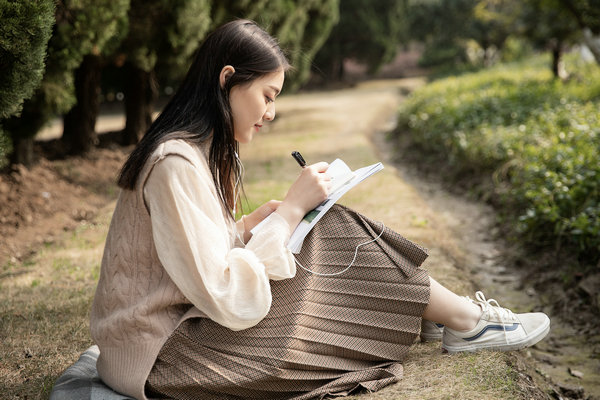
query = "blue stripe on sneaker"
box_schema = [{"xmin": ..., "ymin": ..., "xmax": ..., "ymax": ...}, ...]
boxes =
[{"xmin": 463, "ymin": 323, "xmax": 520, "ymax": 341}]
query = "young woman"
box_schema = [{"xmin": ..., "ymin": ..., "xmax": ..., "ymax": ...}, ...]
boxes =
[{"xmin": 90, "ymin": 19, "xmax": 550, "ymax": 400}]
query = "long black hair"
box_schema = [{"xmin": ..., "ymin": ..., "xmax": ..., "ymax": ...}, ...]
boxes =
[{"xmin": 117, "ymin": 19, "xmax": 290, "ymax": 216}]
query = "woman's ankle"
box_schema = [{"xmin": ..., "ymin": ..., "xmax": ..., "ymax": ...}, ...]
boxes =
[{"xmin": 448, "ymin": 303, "xmax": 482, "ymax": 332}]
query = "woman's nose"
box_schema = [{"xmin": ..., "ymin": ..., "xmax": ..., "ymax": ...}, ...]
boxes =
[{"xmin": 264, "ymin": 103, "xmax": 276, "ymax": 121}]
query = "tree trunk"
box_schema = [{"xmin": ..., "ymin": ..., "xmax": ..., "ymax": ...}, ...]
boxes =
[
  {"xmin": 336, "ymin": 57, "xmax": 345, "ymax": 81},
  {"xmin": 9, "ymin": 135, "xmax": 34, "ymax": 167},
  {"xmin": 62, "ymin": 54, "xmax": 102, "ymax": 154},
  {"xmin": 122, "ymin": 63, "xmax": 157, "ymax": 145},
  {"xmin": 551, "ymin": 46, "xmax": 561, "ymax": 78},
  {"xmin": 6, "ymin": 96, "xmax": 46, "ymax": 167}
]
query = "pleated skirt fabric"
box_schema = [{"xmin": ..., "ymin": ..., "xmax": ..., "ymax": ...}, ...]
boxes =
[{"xmin": 145, "ymin": 205, "xmax": 431, "ymax": 400}]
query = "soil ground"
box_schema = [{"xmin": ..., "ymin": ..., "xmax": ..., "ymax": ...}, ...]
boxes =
[{"xmin": 1, "ymin": 77, "xmax": 597, "ymax": 399}]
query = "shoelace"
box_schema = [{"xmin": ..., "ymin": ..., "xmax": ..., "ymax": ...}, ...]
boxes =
[{"xmin": 473, "ymin": 291, "xmax": 516, "ymax": 345}]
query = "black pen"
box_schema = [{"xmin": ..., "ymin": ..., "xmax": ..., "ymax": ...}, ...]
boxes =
[{"xmin": 291, "ymin": 151, "xmax": 306, "ymax": 167}]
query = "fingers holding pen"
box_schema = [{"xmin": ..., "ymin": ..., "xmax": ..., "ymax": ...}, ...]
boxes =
[
  {"xmin": 292, "ymin": 152, "xmax": 329, "ymax": 192},
  {"xmin": 300, "ymin": 162, "xmax": 331, "ymax": 199},
  {"xmin": 282, "ymin": 162, "xmax": 329, "ymax": 211},
  {"xmin": 277, "ymin": 160, "xmax": 331, "ymax": 230}
]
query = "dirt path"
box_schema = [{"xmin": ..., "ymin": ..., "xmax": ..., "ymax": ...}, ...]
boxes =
[{"xmin": 1, "ymin": 78, "xmax": 568, "ymax": 399}]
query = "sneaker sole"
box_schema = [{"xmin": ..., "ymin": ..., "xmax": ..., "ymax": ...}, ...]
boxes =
[
  {"xmin": 420, "ymin": 332, "xmax": 443, "ymax": 342},
  {"xmin": 441, "ymin": 320, "xmax": 550, "ymax": 353}
]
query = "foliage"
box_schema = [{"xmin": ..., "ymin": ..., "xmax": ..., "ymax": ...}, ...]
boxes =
[
  {"xmin": 34, "ymin": 0, "xmax": 130, "ymax": 123},
  {"xmin": 407, "ymin": 0, "xmax": 590, "ymax": 72},
  {"xmin": 0, "ymin": 0, "xmax": 55, "ymax": 120},
  {"xmin": 468, "ymin": 0, "xmax": 523, "ymax": 65},
  {"xmin": 0, "ymin": 0, "xmax": 55, "ymax": 167},
  {"xmin": 560, "ymin": 0, "xmax": 600, "ymax": 32},
  {"xmin": 122, "ymin": 0, "xmax": 211, "ymax": 78},
  {"xmin": 407, "ymin": 0, "xmax": 475, "ymax": 67},
  {"xmin": 396, "ymin": 53, "xmax": 600, "ymax": 265},
  {"xmin": 521, "ymin": 0, "xmax": 580, "ymax": 49},
  {"xmin": 212, "ymin": 0, "xmax": 339, "ymax": 90},
  {"xmin": 2, "ymin": 0, "xmax": 130, "ymax": 165},
  {"xmin": 275, "ymin": 0, "xmax": 340, "ymax": 90},
  {"xmin": 559, "ymin": 0, "xmax": 600, "ymax": 65},
  {"xmin": 313, "ymin": 0, "xmax": 408, "ymax": 79},
  {"xmin": 499, "ymin": 37, "xmax": 534, "ymax": 63},
  {"xmin": 519, "ymin": 0, "xmax": 581, "ymax": 77}
]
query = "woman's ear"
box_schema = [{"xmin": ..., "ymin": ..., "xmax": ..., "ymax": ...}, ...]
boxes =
[{"xmin": 219, "ymin": 65, "xmax": 236, "ymax": 89}]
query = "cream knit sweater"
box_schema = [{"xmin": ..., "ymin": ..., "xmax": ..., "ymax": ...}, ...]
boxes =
[{"xmin": 90, "ymin": 139, "xmax": 296, "ymax": 400}]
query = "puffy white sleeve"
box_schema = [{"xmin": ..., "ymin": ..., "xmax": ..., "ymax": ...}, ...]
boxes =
[{"xmin": 143, "ymin": 155, "xmax": 296, "ymax": 331}]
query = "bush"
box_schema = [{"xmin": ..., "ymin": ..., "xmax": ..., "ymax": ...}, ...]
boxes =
[{"xmin": 396, "ymin": 53, "xmax": 600, "ymax": 267}]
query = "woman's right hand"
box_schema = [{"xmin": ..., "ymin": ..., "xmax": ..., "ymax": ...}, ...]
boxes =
[{"xmin": 276, "ymin": 162, "xmax": 330, "ymax": 231}]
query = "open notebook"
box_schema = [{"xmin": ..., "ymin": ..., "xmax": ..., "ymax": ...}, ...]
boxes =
[{"xmin": 252, "ymin": 158, "xmax": 383, "ymax": 253}]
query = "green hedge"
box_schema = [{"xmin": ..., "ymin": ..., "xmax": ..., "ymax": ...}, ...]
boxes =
[{"xmin": 396, "ymin": 54, "xmax": 600, "ymax": 266}]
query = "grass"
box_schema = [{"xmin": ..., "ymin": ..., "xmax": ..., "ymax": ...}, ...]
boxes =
[
  {"xmin": 0, "ymin": 78, "xmax": 546, "ymax": 399},
  {"xmin": 0, "ymin": 204, "xmax": 112, "ymax": 399},
  {"xmin": 395, "ymin": 53, "xmax": 600, "ymax": 268}
]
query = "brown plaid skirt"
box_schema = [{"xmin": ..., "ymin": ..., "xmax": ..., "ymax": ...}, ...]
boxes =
[{"xmin": 145, "ymin": 205, "xmax": 431, "ymax": 399}]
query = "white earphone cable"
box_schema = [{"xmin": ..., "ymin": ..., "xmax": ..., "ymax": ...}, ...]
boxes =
[
  {"xmin": 293, "ymin": 221, "xmax": 386, "ymax": 276},
  {"xmin": 232, "ymin": 151, "xmax": 244, "ymax": 216}
]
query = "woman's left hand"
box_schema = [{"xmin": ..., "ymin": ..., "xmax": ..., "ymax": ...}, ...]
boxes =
[{"xmin": 241, "ymin": 200, "xmax": 281, "ymax": 242}]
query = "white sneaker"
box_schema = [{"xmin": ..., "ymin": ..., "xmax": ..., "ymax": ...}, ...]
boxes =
[
  {"xmin": 442, "ymin": 291, "xmax": 550, "ymax": 353},
  {"xmin": 420, "ymin": 320, "xmax": 444, "ymax": 342}
]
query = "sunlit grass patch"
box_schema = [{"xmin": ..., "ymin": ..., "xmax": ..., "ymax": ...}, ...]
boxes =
[{"xmin": 395, "ymin": 53, "xmax": 600, "ymax": 269}]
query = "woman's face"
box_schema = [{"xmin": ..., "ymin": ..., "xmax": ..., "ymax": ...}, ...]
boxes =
[{"xmin": 229, "ymin": 69, "xmax": 285, "ymax": 143}]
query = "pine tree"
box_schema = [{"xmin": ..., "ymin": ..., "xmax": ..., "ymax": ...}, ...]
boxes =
[
  {"xmin": 0, "ymin": 0, "xmax": 54, "ymax": 168},
  {"xmin": 4, "ymin": 0, "xmax": 129, "ymax": 165}
]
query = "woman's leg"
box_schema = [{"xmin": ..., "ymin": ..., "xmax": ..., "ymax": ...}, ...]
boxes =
[{"xmin": 422, "ymin": 277, "xmax": 481, "ymax": 332}]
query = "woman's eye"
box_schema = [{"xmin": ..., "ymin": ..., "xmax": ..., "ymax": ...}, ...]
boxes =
[{"xmin": 265, "ymin": 96, "xmax": 274, "ymax": 104}]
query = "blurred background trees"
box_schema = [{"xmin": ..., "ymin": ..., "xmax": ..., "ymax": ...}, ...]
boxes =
[
  {"xmin": 0, "ymin": 0, "xmax": 598, "ymax": 167},
  {"xmin": 117, "ymin": 0, "xmax": 211, "ymax": 145},
  {"xmin": 520, "ymin": 0, "xmax": 580, "ymax": 78},
  {"xmin": 2, "ymin": 0, "xmax": 130, "ymax": 165},
  {"xmin": 560, "ymin": 0, "xmax": 600, "ymax": 62},
  {"xmin": 210, "ymin": 0, "xmax": 340, "ymax": 90},
  {"xmin": 313, "ymin": 0, "xmax": 409, "ymax": 80},
  {"xmin": 60, "ymin": 0, "xmax": 130, "ymax": 154}
]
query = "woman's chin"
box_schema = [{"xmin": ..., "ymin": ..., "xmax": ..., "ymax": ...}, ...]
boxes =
[{"xmin": 235, "ymin": 131, "xmax": 254, "ymax": 144}]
